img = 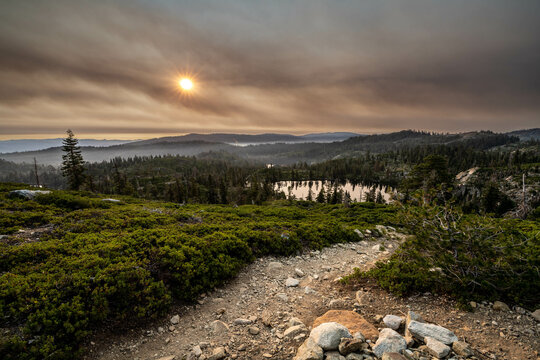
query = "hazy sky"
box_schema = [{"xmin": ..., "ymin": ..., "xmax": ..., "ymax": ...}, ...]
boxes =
[{"xmin": 1, "ymin": 0, "xmax": 539, "ymax": 139}]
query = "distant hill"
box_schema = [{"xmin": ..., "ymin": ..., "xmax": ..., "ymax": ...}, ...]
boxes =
[
  {"xmin": 0, "ymin": 138, "xmax": 134, "ymax": 154},
  {"xmin": 0, "ymin": 130, "xmax": 526, "ymax": 166},
  {"xmin": 506, "ymin": 128, "xmax": 540, "ymax": 141}
]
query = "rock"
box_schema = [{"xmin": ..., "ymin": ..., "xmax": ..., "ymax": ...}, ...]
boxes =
[
  {"xmin": 101, "ymin": 198, "xmax": 120, "ymax": 202},
  {"xmin": 493, "ymin": 301, "xmax": 510, "ymax": 312},
  {"xmin": 9, "ymin": 190, "xmax": 50, "ymax": 200},
  {"xmin": 372, "ymin": 328, "xmax": 407, "ymax": 358},
  {"xmin": 338, "ymin": 338, "xmax": 366, "ymax": 355},
  {"xmin": 284, "ymin": 324, "xmax": 308, "ymax": 339},
  {"xmin": 295, "ymin": 268, "xmax": 305, "ymax": 277},
  {"xmin": 375, "ymin": 225, "xmax": 388, "ymax": 235},
  {"xmin": 309, "ymin": 322, "xmax": 351, "ymax": 351},
  {"xmin": 328, "ymin": 299, "xmax": 347, "ymax": 309},
  {"xmin": 469, "ymin": 301, "xmax": 477, "ymax": 309},
  {"xmin": 276, "ymin": 293, "xmax": 289, "ymax": 302},
  {"xmin": 404, "ymin": 311, "xmax": 423, "ymax": 338},
  {"xmin": 452, "ymin": 341, "xmax": 473, "ymax": 358},
  {"xmin": 372, "ymin": 244, "xmax": 380, "ymax": 251},
  {"xmin": 262, "ymin": 309, "xmax": 274, "ymax": 326},
  {"xmin": 383, "ymin": 315, "xmax": 403, "ymax": 330},
  {"xmin": 304, "ymin": 286, "xmax": 317, "ymax": 294},
  {"xmin": 286, "ymin": 277, "xmax": 300, "ymax": 287},
  {"xmin": 262, "ymin": 354, "xmax": 272, "ymax": 358},
  {"xmin": 157, "ymin": 356, "xmax": 175, "ymax": 360},
  {"xmin": 312, "ymin": 310, "xmax": 379, "ymax": 342},
  {"xmin": 170, "ymin": 315, "xmax": 180, "ymax": 324},
  {"xmin": 354, "ymin": 229, "xmax": 364, "ymax": 238},
  {"xmin": 233, "ymin": 318, "xmax": 252, "ymax": 325},
  {"xmin": 531, "ymin": 309, "xmax": 540, "ymax": 322},
  {"xmin": 425, "ymin": 336, "xmax": 451, "ymax": 359},
  {"xmin": 248, "ymin": 326, "xmax": 260, "ymax": 335},
  {"xmin": 325, "ymin": 351, "xmax": 346, "ymax": 360},
  {"xmin": 192, "ymin": 345, "xmax": 202, "ymax": 357},
  {"xmin": 208, "ymin": 347, "xmax": 227, "ymax": 360},
  {"xmin": 294, "ymin": 338, "xmax": 324, "ymax": 360},
  {"xmin": 210, "ymin": 320, "xmax": 230, "ymax": 335},
  {"xmin": 268, "ymin": 261, "xmax": 283, "ymax": 270},
  {"xmin": 352, "ymin": 331, "xmax": 365, "ymax": 342},
  {"xmin": 407, "ymin": 320, "xmax": 458, "ymax": 345},
  {"xmin": 345, "ymin": 354, "xmax": 363, "ymax": 360},
  {"xmin": 289, "ymin": 317, "xmax": 305, "ymax": 327},
  {"xmin": 381, "ymin": 353, "xmax": 407, "ymax": 360}
]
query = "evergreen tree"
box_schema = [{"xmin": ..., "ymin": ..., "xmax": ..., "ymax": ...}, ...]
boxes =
[{"xmin": 61, "ymin": 129, "xmax": 86, "ymax": 190}]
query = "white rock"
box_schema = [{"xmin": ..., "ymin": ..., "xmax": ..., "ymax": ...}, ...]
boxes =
[
  {"xmin": 407, "ymin": 320, "xmax": 458, "ymax": 345},
  {"xmin": 295, "ymin": 268, "xmax": 305, "ymax": 277},
  {"xmin": 192, "ymin": 345, "xmax": 202, "ymax": 357},
  {"xmin": 309, "ymin": 322, "xmax": 351, "ymax": 351},
  {"xmin": 286, "ymin": 277, "xmax": 300, "ymax": 287},
  {"xmin": 284, "ymin": 324, "xmax": 308, "ymax": 339},
  {"xmin": 383, "ymin": 315, "xmax": 403, "ymax": 330},
  {"xmin": 268, "ymin": 261, "xmax": 283, "ymax": 270},
  {"xmin": 425, "ymin": 336, "xmax": 451, "ymax": 358},
  {"xmin": 170, "ymin": 315, "xmax": 180, "ymax": 324},
  {"xmin": 372, "ymin": 328, "xmax": 407, "ymax": 358}
]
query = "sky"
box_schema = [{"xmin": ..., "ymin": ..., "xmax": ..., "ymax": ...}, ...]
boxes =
[{"xmin": 1, "ymin": 0, "xmax": 539, "ymax": 140}]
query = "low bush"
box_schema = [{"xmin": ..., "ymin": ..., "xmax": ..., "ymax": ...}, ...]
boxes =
[{"xmin": 344, "ymin": 205, "xmax": 540, "ymax": 309}]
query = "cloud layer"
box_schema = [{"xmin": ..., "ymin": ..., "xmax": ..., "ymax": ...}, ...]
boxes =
[{"xmin": 1, "ymin": 0, "xmax": 539, "ymax": 139}]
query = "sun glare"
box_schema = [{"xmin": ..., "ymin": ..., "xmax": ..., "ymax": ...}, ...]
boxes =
[{"xmin": 179, "ymin": 78, "xmax": 193, "ymax": 90}]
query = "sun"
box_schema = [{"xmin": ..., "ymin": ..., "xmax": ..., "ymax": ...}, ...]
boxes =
[{"xmin": 179, "ymin": 78, "xmax": 193, "ymax": 91}]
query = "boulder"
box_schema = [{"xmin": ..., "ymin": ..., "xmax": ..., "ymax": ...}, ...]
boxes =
[
  {"xmin": 9, "ymin": 190, "xmax": 50, "ymax": 200},
  {"xmin": 338, "ymin": 338, "xmax": 366, "ymax": 355},
  {"xmin": 312, "ymin": 310, "xmax": 379, "ymax": 341},
  {"xmin": 286, "ymin": 277, "xmax": 300, "ymax": 287},
  {"xmin": 425, "ymin": 336, "xmax": 451, "ymax": 359},
  {"xmin": 383, "ymin": 315, "xmax": 403, "ymax": 330},
  {"xmin": 407, "ymin": 320, "xmax": 458, "ymax": 345},
  {"xmin": 372, "ymin": 328, "xmax": 407, "ymax": 358},
  {"xmin": 452, "ymin": 341, "xmax": 473, "ymax": 358},
  {"xmin": 309, "ymin": 322, "xmax": 351, "ymax": 351},
  {"xmin": 294, "ymin": 338, "xmax": 324, "ymax": 360},
  {"xmin": 493, "ymin": 301, "xmax": 510, "ymax": 312}
]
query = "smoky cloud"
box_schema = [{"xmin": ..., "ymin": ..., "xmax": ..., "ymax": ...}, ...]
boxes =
[{"xmin": 0, "ymin": 0, "xmax": 539, "ymax": 138}]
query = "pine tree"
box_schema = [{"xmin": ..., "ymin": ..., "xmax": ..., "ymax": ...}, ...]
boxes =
[{"xmin": 61, "ymin": 129, "xmax": 86, "ymax": 190}]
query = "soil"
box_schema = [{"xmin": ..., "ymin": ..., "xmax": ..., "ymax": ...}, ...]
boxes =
[{"xmin": 83, "ymin": 233, "xmax": 539, "ymax": 360}]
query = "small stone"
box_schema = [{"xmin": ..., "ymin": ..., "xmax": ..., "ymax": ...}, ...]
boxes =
[
  {"xmin": 170, "ymin": 315, "xmax": 180, "ymax": 324},
  {"xmin": 425, "ymin": 336, "xmax": 451, "ymax": 359},
  {"xmin": 208, "ymin": 347, "xmax": 227, "ymax": 360},
  {"xmin": 338, "ymin": 338, "xmax": 366, "ymax": 355},
  {"xmin": 383, "ymin": 315, "xmax": 403, "ymax": 330},
  {"xmin": 276, "ymin": 293, "xmax": 289, "ymax": 302},
  {"xmin": 469, "ymin": 301, "xmax": 477, "ymax": 309},
  {"xmin": 233, "ymin": 318, "xmax": 252, "ymax": 325},
  {"xmin": 325, "ymin": 351, "xmax": 346, "ymax": 360},
  {"xmin": 295, "ymin": 268, "xmax": 305, "ymax": 277},
  {"xmin": 381, "ymin": 353, "xmax": 407, "ymax": 360},
  {"xmin": 293, "ymin": 337, "xmax": 324, "ymax": 360},
  {"xmin": 304, "ymin": 286, "xmax": 317, "ymax": 294},
  {"xmin": 210, "ymin": 320, "xmax": 230, "ymax": 335},
  {"xmin": 531, "ymin": 309, "xmax": 540, "ymax": 322},
  {"xmin": 493, "ymin": 301, "xmax": 510, "ymax": 312},
  {"xmin": 248, "ymin": 326, "xmax": 260, "ymax": 335},
  {"xmin": 345, "ymin": 354, "xmax": 364, "ymax": 360},
  {"xmin": 284, "ymin": 324, "xmax": 308, "ymax": 339},
  {"xmin": 289, "ymin": 317, "xmax": 305, "ymax": 327},
  {"xmin": 262, "ymin": 354, "xmax": 272, "ymax": 358},
  {"xmin": 452, "ymin": 340, "xmax": 473, "ymax": 358},
  {"xmin": 286, "ymin": 277, "xmax": 300, "ymax": 287},
  {"xmin": 268, "ymin": 261, "xmax": 283, "ymax": 270},
  {"xmin": 192, "ymin": 345, "xmax": 202, "ymax": 357}
]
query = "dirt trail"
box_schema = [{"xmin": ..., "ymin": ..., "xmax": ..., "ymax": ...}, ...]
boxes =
[{"xmin": 84, "ymin": 232, "xmax": 539, "ymax": 360}]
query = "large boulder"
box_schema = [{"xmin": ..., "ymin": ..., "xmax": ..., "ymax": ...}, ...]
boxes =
[
  {"xmin": 372, "ymin": 328, "xmax": 407, "ymax": 358},
  {"xmin": 312, "ymin": 310, "xmax": 379, "ymax": 341},
  {"xmin": 407, "ymin": 320, "xmax": 458, "ymax": 345},
  {"xmin": 9, "ymin": 190, "xmax": 50, "ymax": 199},
  {"xmin": 294, "ymin": 338, "xmax": 324, "ymax": 360},
  {"xmin": 309, "ymin": 322, "xmax": 351, "ymax": 351}
]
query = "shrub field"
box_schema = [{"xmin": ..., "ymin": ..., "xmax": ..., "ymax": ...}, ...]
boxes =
[{"xmin": 0, "ymin": 183, "xmax": 396, "ymax": 359}]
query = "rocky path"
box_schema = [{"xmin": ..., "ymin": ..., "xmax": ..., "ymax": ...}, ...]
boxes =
[
  {"xmin": 84, "ymin": 234, "xmax": 403, "ymax": 360},
  {"xmin": 84, "ymin": 230, "xmax": 540, "ymax": 360}
]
